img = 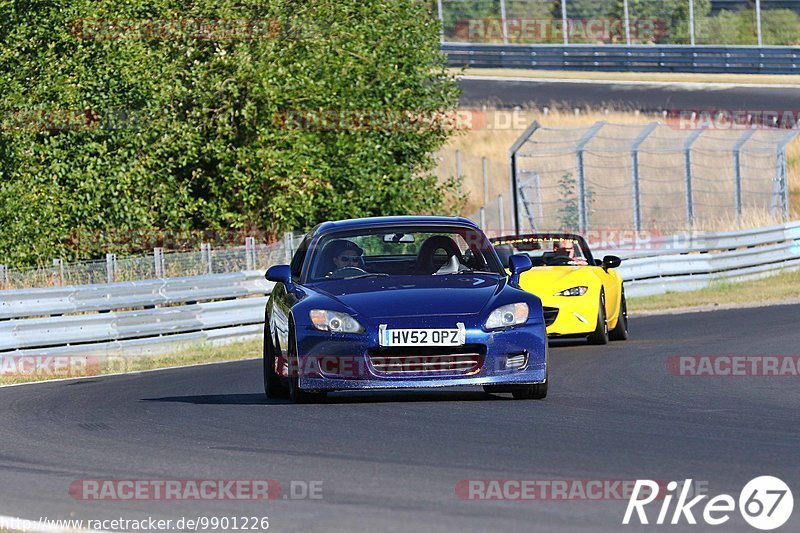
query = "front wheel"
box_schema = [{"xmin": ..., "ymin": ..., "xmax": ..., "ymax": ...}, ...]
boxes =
[
  {"xmin": 511, "ymin": 381, "xmax": 548, "ymax": 400},
  {"xmin": 288, "ymin": 334, "xmax": 326, "ymax": 404},
  {"xmin": 263, "ymin": 329, "xmax": 288, "ymax": 399},
  {"xmin": 609, "ymin": 291, "xmax": 629, "ymax": 341},
  {"xmin": 587, "ymin": 293, "xmax": 609, "ymax": 345}
]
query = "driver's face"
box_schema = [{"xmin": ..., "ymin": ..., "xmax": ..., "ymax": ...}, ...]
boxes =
[{"xmin": 333, "ymin": 252, "xmax": 361, "ymax": 270}]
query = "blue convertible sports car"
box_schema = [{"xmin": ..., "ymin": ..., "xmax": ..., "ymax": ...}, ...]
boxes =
[{"xmin": 264, "ymin": 216, "xmax": 548, "ymax": 403}]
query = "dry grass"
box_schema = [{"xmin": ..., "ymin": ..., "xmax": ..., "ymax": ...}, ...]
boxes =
[
  {"xmin": 0, "ymin": 340, "xmax": 260, "ymax": 386},
  {"xmin": 628, "ymin": 269, "xmax": 800, "ymax": 313},
  {"xmin": 454, "ymin": 68, "xmax": 800, "ymax": 86},
  {"xmin": 438, "ymin": 107, "xmax": 800, "ymax": 232}
]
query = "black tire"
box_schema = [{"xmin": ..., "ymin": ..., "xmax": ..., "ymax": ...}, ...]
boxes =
[
  {"xmin": 511, "ymin": 381, "xmax": 548, "ymax": 400},
  {"xmin": 263, "ymin": 328, "xmax": 288, "ymax": 399},
  {"xmin": 287, "ymin": 334, "xmax": 326, "ymax": 404},
  {"xmin": 587, "ymin": 292, "xmax": 609, "ymax": 345},
  {"xmin": 609, "ymin": 290, "xmax": 629, "ymax": 341}
]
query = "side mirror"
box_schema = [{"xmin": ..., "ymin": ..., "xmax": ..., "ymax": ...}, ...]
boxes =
[
  {"xmin": 266, "ymin": 264, "xmax": 293, "ymax": 286},
  {"xmin": 508, "ymin": 254, "xmax": 533, "ymax": 285},
  {"xmin": 602, "ymin": 255, "xmax": 622, "ymax": 271}
]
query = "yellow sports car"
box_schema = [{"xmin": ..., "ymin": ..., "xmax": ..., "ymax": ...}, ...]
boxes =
[{"xmin": 492, "ymin": 233, "xmax": 627, "ymax": 344}]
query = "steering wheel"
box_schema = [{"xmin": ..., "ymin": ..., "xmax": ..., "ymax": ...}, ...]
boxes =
[
  {"xmin": 326, "ymin": 266, "xmax": 368, "ymax": 279},
  {"xmin": 545, "ymin": 255, "xmax": 574, "ymax": 266}
]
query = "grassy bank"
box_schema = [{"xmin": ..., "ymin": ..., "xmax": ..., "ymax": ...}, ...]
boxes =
[{"xmin": 0, "ymin": 340, "xmax": 261, "ymax": 386}]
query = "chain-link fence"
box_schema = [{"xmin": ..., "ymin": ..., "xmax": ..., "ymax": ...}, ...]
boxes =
[
  {"xmin": 506, "ymin": 121, "xmax": 798, "ymax": 234},
  {"xmin": 437, "ymin": 0, "xmax": 800, "ymax": 46},
  {"xmin": 0, "ymin": 234, "xmax": 306, "ymax": 290}
]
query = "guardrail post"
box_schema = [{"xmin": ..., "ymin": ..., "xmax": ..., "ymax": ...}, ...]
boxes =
[
  {"xmin": 105, "ymin": 254, "xmax": 117, "ymax": 283},
  {"xmin": 201, "ymin": 243, "xmax": 213, "ymax": 275},
  {"xmin": 52, "ymin": 259, "xmax": 63, "ymax": 286},
  {"xmin": 683, "ymin": 127, "xmax": 705, "ymax": 228},
  {"xmin": 631, "ymin": 123, "xmax": 659, "ymax": 232},
  {"xmin": 733, "ymin": 129, "xmax": 756, "ymax": 222},
  {"xmin": 245, "ymin": 236, "xmax": 256, "ymax": 270},
  {"xmin": 154, "ymin": 247, "xmax": 165, "ymax": 278},
  {"xmin": 575, "ymin": 122, "xmax": 605, "ymax": 234},
  {"xmin": 0, "ymin": 264, "xmax": 8, "ymax": 289}
]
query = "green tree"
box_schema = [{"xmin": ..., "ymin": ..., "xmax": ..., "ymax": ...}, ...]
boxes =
[{"xmin": 0, "ymin": 0, "xmax": 461, "ymax": 266}]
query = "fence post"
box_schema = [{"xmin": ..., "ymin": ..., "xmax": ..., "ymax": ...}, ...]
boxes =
[
  {"xmin": 508, "ymin": 121, "xmax": 542, "ymax": 236},
  {"xmin": 284, "ymin": 232, "xmax": 295, "ymax": 264},
  {"xmin": 689, "ymin": 0, "xmax": 696, "ymax": 45},
  {"xmin": 683, "ymin": 127, "xmax": 704, "ymax": 228},
  {"xmin": 479, "ymin": 207, "xmax": 486, "ymax": 231},
  {"xmin": 631, "ymin": 123, "xmax": 659, "ymax": 232},
  {"xmin": 245, "ymin": 236, "xmax": 256, "ymax": 270},
  {"xmin": 775, "ymin": 130, "xmax": 800, "ymax": 220},
  {"xmin": 623, "ymin": 0, "xmax": 631, "ymax": 45},
  {"xmin": 560, "ymin": 0, "xmax": 569, "ymax": 45},
  {"xmin": 499, "ymin": 0, "xmax": 509, "ymax": 44},
  {"xmin": 436, "ymin": 0, "xmax": 444, "ymax": 43},
  {"xmin": 201, "ymin": 243, "xmax": 213, "ymax": 275},
  {"xmin": 575, "ymin": 122, "xmax": 606, "ymax": 234},
  {"xmin": 755, "ymin": 0, "xmax": 763, "ymax": 46},
  {"xmin": 154, "ymin": 247, "xmax": 165, "ymax": 278},
  {"xmin": 482, "ymin": 157, "xmax": 489, "ymax": 207},
  {"xmin": 455, "ymin": 149, "xmax": 462, "ymax": 181},
  {"xmin": 733, "ymin": 129, "xmax": 756, "ymax": 222},
  {"xmin": 0, "ymin": 264, "xmax": 8, "ymax": 289},
  {"xmin": 52, "ymin": 259, "xmax": 63, "ymax": 286},
  {"xmin": 498, "ymin": 195, "xmax": 505, "ymax": 236},
  {"xmin": 105, "ymin": 254, "xmax": 117, "ymax": 283}
]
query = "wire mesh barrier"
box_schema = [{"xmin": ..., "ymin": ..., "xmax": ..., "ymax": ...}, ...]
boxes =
[
  {"xmin": 437, "ymin": 0, "xmax": 800, "ymax": 46},
  {"xmin": 504, "ymin": 121, "xmax": 798, "ymax": 235},
  {"xmin": 472, "ymin": 122, "xmax": 800, "ymax": 234},
  {"xmin": 0, "ymin": 233, "xmax": 306, "ymax": 290}
]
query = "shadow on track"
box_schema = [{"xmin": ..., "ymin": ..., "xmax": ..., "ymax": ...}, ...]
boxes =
[{"xmin": 142, "ymin": 390, "xmax": 516, "ymax": 405}]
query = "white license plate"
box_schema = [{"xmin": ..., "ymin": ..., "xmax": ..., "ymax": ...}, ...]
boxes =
[{"xmin": 379, "ymin": 323, "xmax": 466, "ymax": 347}]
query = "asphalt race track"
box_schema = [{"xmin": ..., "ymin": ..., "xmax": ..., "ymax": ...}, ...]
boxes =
[
  {"xmin": 459, "ymin": 77, "xmax": 800, "ymax": 112},
  {"xmin": 0, "ymin": 305, "xmax": 798, "ymax": 532}
]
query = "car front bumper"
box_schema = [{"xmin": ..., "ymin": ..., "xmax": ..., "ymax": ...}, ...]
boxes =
[{"xmin": 294, "ymin": 321, "xmax": 547, "ymax": 392}]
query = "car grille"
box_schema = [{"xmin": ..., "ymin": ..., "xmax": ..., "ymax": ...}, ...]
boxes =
[
  {"xmin": 543, "ymin": 307, "xmax": 559, "ymax": 327},
  {"xmin": 368, "ymin": 346, "xmax": 485, "ymax": 376}
]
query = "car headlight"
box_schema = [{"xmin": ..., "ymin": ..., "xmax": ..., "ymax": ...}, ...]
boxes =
[
  {"xmin": 485, "ymin": 303, "xmax": 529, "ymax": 330},
  {"xmin": 555, "ymin": 286, "xmax": 588, "ymax": 297},
  {"xmin": 309, "ymin": 310, "xmax": 364, "ymax": 333}
]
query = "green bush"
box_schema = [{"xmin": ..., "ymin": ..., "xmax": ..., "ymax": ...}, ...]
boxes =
[{"xmin": 0, "ymin": 0, "xmax": 461, "ymax": 267}]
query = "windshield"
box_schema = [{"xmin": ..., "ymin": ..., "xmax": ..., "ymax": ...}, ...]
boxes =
[
  {"xmin": 494, "ymin": 236, "xmax": 590, "ymax": 267},
  {"xmin": 305, "ymin": 226, "xmax": 505, "ymax": 282}
]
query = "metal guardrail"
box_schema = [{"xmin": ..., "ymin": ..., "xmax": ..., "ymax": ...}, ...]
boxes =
[
  {"xmin": 0, "ymin": 222, "xmax": 798, "ymax": 356},
  {"xmin": 443, "ymin": 43, "xmax": 800, "ymax": 74},
  {"xmin": 594, "ymin": 221, "xmax": 800, "ymax": 297}
]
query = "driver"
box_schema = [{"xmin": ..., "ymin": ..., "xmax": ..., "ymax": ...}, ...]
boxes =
[
  {"xmin": 553, "ymin": 239, "xmax": 587, "ymax": 266},
  {"xmin": 326, "ymin": 240, "xmax": 365, "ymax": 275}
]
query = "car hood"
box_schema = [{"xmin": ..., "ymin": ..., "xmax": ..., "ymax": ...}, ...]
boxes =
[
  {"xmin": 307, "ymin": 275, "xmax": 503, "ymax": 318},
  {"xmin": 520, "ymin": 267, "xmax": 594, "ymax": 298}
]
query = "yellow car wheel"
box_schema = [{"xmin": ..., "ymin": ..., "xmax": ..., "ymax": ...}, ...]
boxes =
[
  {"xmin": 587, "ymin": 293, "xmax": 609, "ymax": 345},
  {"xmin": 609, "ymin": 291, "xmax": 629, "ymax": 341}
]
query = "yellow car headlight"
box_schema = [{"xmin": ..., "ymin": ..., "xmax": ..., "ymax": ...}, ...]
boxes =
[{"xmin": 555, "ymin": 286, "xmax": 589, "ymax": 297}]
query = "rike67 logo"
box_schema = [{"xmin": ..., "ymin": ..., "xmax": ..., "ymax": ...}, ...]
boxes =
[{"xmin": 623, "ymin": 476, "xmax": 793, "ymax": 530}]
